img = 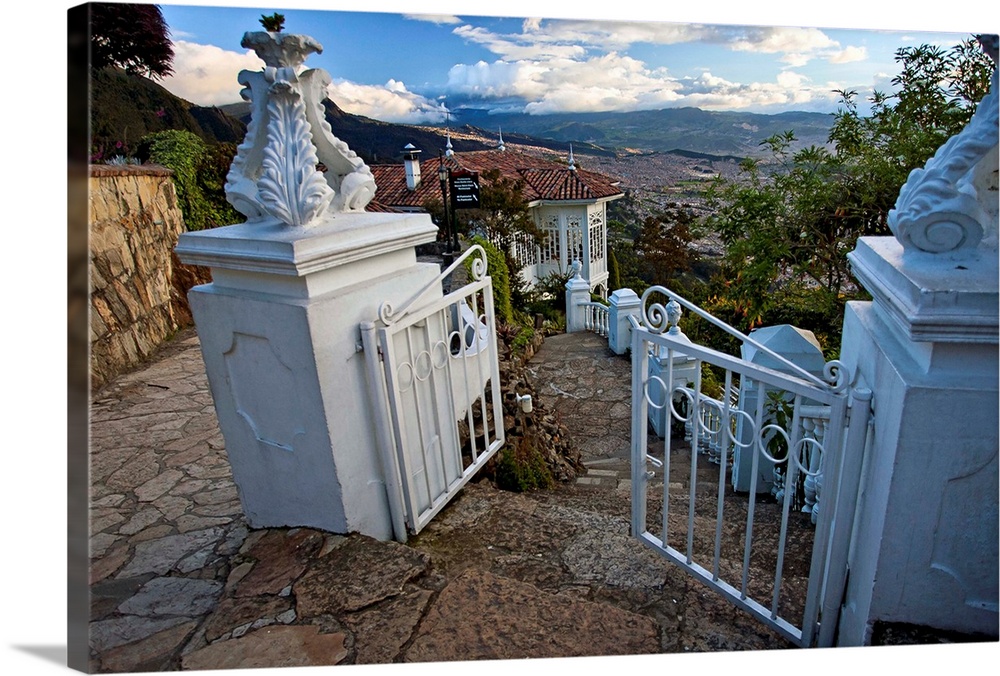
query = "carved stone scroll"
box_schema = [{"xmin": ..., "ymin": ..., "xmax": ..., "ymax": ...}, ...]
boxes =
[
  {"xmin": 225, "ymin": 31, "xmax": 377, "ymax": 227},
  {"xmin": 888, "ymin": 60, "xmax": 998, "ymax": 255}
]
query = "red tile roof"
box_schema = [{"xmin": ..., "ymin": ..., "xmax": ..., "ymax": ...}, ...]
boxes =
[{"xmin": 368, "ymin": 148, "xmax": 622, "ymax": 211}]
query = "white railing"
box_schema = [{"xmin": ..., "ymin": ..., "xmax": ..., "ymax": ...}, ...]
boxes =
[
  {"xmin": 362, "ymin": 245, "xmax": 505, "ymax": 540},
  {"xmin": 628, "ymin": 285, "xmax": 872, "ymax": 648},
  {"xmin": 578, "ymin": 300, "xmax": 610, "ymax": 337},
  {"xmin": 678, "ymin": 384, "xmax": 739, "ymax": 466}
]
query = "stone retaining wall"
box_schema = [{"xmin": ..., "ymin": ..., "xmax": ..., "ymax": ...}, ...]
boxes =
[{"xmin": 89, "ymin": 165, "xmax": 211, "ymax": 390}]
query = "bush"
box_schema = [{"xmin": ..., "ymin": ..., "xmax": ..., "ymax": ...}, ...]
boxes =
[
  {"xmin": 138, "ymin": 130, "xmax": 240, "ymax": 231},
  {"xmin": 494, "ymin": 435, "xmax": 554, "ymax": 492},
  {"xmin": 466, "ymin": 235, "xmax": 514, "ymax": 326}
]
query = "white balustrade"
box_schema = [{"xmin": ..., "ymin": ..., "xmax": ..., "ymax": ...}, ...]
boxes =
[{"xmin": 579, "ymin": 300, "xmax": 610, "ymax": 337}]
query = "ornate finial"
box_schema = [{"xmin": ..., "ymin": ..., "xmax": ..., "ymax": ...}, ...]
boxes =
[
  {"xmin": 444, "ymin": 131, "xmax": 454, "ymax": 158},
  {"xmin": 568, "ymin": 144, "xmax": 576, "ymax": 171},
  {"xmin": 570, "ymin": 259, "xmax": 582, "ymax": 278},
  {"xmin": 887, "ymin": 56, "xmax": 998, "ymax": 254},
  {"xmin": 225, "ymin": 30, "xmax": 377, "ymax": 227},
  {"xmin": 666, "ymin": 299, "xmax": 682, "ymax": 334},
  {"xmin": 497, "ymin": 127, "xmax": 505, "ymax": 152}
]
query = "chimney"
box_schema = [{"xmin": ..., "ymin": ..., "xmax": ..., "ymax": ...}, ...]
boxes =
[{"xmin": 403, "ymin": 143, "xmax": 422, "ymax": 190}]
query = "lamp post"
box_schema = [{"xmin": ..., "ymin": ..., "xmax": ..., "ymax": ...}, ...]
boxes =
[{"xmin": 438, "ymin": 154, "xmax": 453, "ymax": 259}]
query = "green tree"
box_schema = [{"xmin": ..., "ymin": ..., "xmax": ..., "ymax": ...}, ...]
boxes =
[
  {"xmin": 607, "ymin": 246, "xmax": 622, "ymax": 292},
  {"xmin": 465, "ymin": 235, "xmax": 514, "ymax": 326},
  {"xmin": 605, "ymin": 192, "xmax": 652, "ymax": 291},
  {"xmin": 704, "ymin": 38, "xmax": 994, "ymax": 335},
  {"xmin": 828, "ymin": 39, "xmax": 995, "ymax": 234},
  {"xmin": 633, "ymin": 208, "xmax": 696, "ymax": 289},
  {"xmin": 90, "ymin": 4, "xmax": 174, "ymax": 79}
]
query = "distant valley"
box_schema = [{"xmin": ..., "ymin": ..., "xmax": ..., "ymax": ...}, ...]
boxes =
[{"xmin": 446, "ymin": 106, "xmax": 835, "ymax": 158}]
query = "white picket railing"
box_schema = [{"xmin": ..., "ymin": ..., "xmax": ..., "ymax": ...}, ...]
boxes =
[{"xmin": 577, "ymin": 300, "xmax": 610, "ymax": 337}]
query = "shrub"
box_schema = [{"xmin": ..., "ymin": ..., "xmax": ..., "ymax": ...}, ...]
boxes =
[
  {"xmin": 466, "ymin": 235, "xmax": 513, "ymax": 326},
  {"xmin": 138, "ymin": 130, "xmax": 240, "ymax": 231},
  {"xmin": 494, "ymin": 435, "xmax": 554, "ymax": 492},
  {"xmin": 607, "ymin": 245, "xmax": 622, "ymax": 292}
]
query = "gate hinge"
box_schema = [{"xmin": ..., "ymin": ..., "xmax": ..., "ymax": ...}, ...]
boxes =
[{"xmin": 356, "ymin": 342, "xmax": 385, "ymax": 361}]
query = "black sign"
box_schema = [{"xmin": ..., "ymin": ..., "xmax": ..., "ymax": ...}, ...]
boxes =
[{"xmin": 449, "ymin": 170, "xmax": 480, "ymax": 210}]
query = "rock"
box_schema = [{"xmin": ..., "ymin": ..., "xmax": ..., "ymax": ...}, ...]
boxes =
[
  {"xmin": 561, "ymin": 528, "xmax": 669, "ymax": 589},
  {"xmin": 404, "ymin": 569, "xmax": 659, "ymax": 662},
  {"xmin": 201, "ymin": 595, "xmax": 294, "ymax": 643},
  {"xmin": 234, "ymin": 529, "xmax": 325, "ymax": 597},
  {"xmin": 135, "ymin": 469, "xmax": 184, "ymax": 502},
  {"xmin": 344, "ymin": 588, "xmax": 433, "ymax": 664},
  {"xmin": 98, "ymin": 619, "xmax": 199, "ymax": 673},
  {"xmin": 117, "ymin": 576, "xmax": 223, "ymax": 617},
  {"xmin": 89, "ymin": 616, "xmax": 193, "ymax": 653},
  {"xmin": 181, "ymin": 625, "xmax": 349, "ymax": 670},
  {"xmin": 117, "ymin": 527, "xmax": 225, "ymax": 578},
  {"xmin": 294, "ymin": 535, "xmax": 430, "ymax": 617}
]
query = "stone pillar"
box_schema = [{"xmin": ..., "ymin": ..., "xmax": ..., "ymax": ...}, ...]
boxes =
[
  {"xmin": 731, "ymin": 325, "xmax": 826, "ymax": 493},
  {"xmin": 175, "ymin": 29, "xmax": 439, "ymax": 541},
  {"xmin": 607, "ymin": 288, "xmax": 640, "ymax": 354},
  {"xmin": 565, "ymin": 261, "xmax": 591, "ymax": 333},
  {"xmin": 836, "ymin": 55, "xmax": 998, "ymax": 644}
]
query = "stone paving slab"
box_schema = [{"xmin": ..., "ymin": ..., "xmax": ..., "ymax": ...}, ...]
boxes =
[{"xmin": 404, "ymin": 568, "xmax": 661, "ymax": 662}]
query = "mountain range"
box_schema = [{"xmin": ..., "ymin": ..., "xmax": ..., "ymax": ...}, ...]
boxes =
[
  {"xmin": 88, "ymin": 69, "xmax": 835, "ymax": 165},
  {"xmin": 447, "ymin": 106, "xmax": 835, "ymax": 157}
]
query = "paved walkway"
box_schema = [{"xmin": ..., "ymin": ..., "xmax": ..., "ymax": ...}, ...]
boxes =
[{"xmin": 87, "ymin": 329, "xmax": 790, "ymax": 672}]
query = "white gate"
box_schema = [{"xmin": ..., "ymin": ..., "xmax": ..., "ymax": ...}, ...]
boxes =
[
  {"xmin": 361, "ymin": 246, "xmax": 505, "ymax": 541},
  {"xmin": 629, "ymin": 286, "xmax": 872, "ymax": 647}
]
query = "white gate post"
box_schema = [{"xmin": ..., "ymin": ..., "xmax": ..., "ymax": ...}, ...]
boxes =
[
  {"xmin": 608, "ymin": 288, "xmax": 640, "ymax": 354},
  {"xmin": 565, "ymin": 260, "xmax": 591, "ymax": 333},
  {"xmin": 835, "ymin": 57, "xmax": 998, "ymax": 644},
  {"xmin": 174, "ymin": 29, "xmax": 440, "ymax": 541}
]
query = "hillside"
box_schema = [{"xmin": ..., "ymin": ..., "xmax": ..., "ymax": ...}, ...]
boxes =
[
  {"xmin": 89, "ymin": 68, "xmax": 497, "ymax": 163},
  {"xmin": 450, "ymin": 106, "xmax": 835, "ymax": 158},
  {"xmin": 89, "ymin": 68, "xmax": 246, "ymax": 157}
]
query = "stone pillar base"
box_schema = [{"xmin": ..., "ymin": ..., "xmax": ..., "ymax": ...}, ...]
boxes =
[
  {"xmin": 837, "ymin": 236, "xmax": 998, "ymax": 644},
  {"xmin": 177, "ymin": 213, "xmax": 438, "ymax": 540}
]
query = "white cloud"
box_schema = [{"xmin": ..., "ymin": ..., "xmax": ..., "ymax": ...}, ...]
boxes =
[
  {"xmin": 675, "ymin": 69, "xmax": 840, "ymax": 111},
  {"xmin": 729, "ymin": 26, "xmax": 839, "ymax": 55},
  {"xmin": 829, "ymin": 46, "xmax": 868, "ymax": 63},
  {"xmin": 537, "ymin": 19, "xmax": 715, "ymax": 50},
  {"xmin": 522, "ymin": 18, "xmax": 542, "ymax": 33},
  {"xmin": 448, "ymin": 52, "xmax": 684, "ymax": 114},
  {"xmin": 446, "ymin": 19, "xmax": 855, "ymax": 109},
  {"xmin": 453, "ymin": 24, "xmax": 585, "ymax": 60},
  {"xmin": 777, "ymin": 71, "xmax": 808, "ymax": 88},
  {"xmin": 160, "ymin": 41, "xmax": 264, "ymax": 106},
  {"xmin": 160, "ymin": 40, "xmax": 447, "ymax": 124},
  {"xmin": 327, "ymin": 79, "xmax": 449, "ymax": 124},
  {"xmin": 403, "ymin": 14, "xmax": 462, "ymax": 24}
]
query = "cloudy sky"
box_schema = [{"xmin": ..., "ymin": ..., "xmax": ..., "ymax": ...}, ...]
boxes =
[{"xmin": 155, "ymin": 0, "xmax": 992, "ymax": 124}]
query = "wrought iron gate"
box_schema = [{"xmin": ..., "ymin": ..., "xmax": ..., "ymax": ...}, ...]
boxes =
[
  {"xmin": 362, "ymin": 246, "xmax": 504, "ymax": 541},
  {"xmin": 629, "ymin": 286, "xmax": 872, "ymax": 647}
]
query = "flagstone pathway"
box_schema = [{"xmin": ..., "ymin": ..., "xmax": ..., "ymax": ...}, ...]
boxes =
[{"xmin": 85, "ymin": 328, "xmax": 792, "ymax": 673}]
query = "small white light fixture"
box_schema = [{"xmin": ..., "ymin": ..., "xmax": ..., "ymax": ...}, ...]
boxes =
[{"xmin": 516, "ymin": 393, "xmax": 533, "ymax": 414}]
